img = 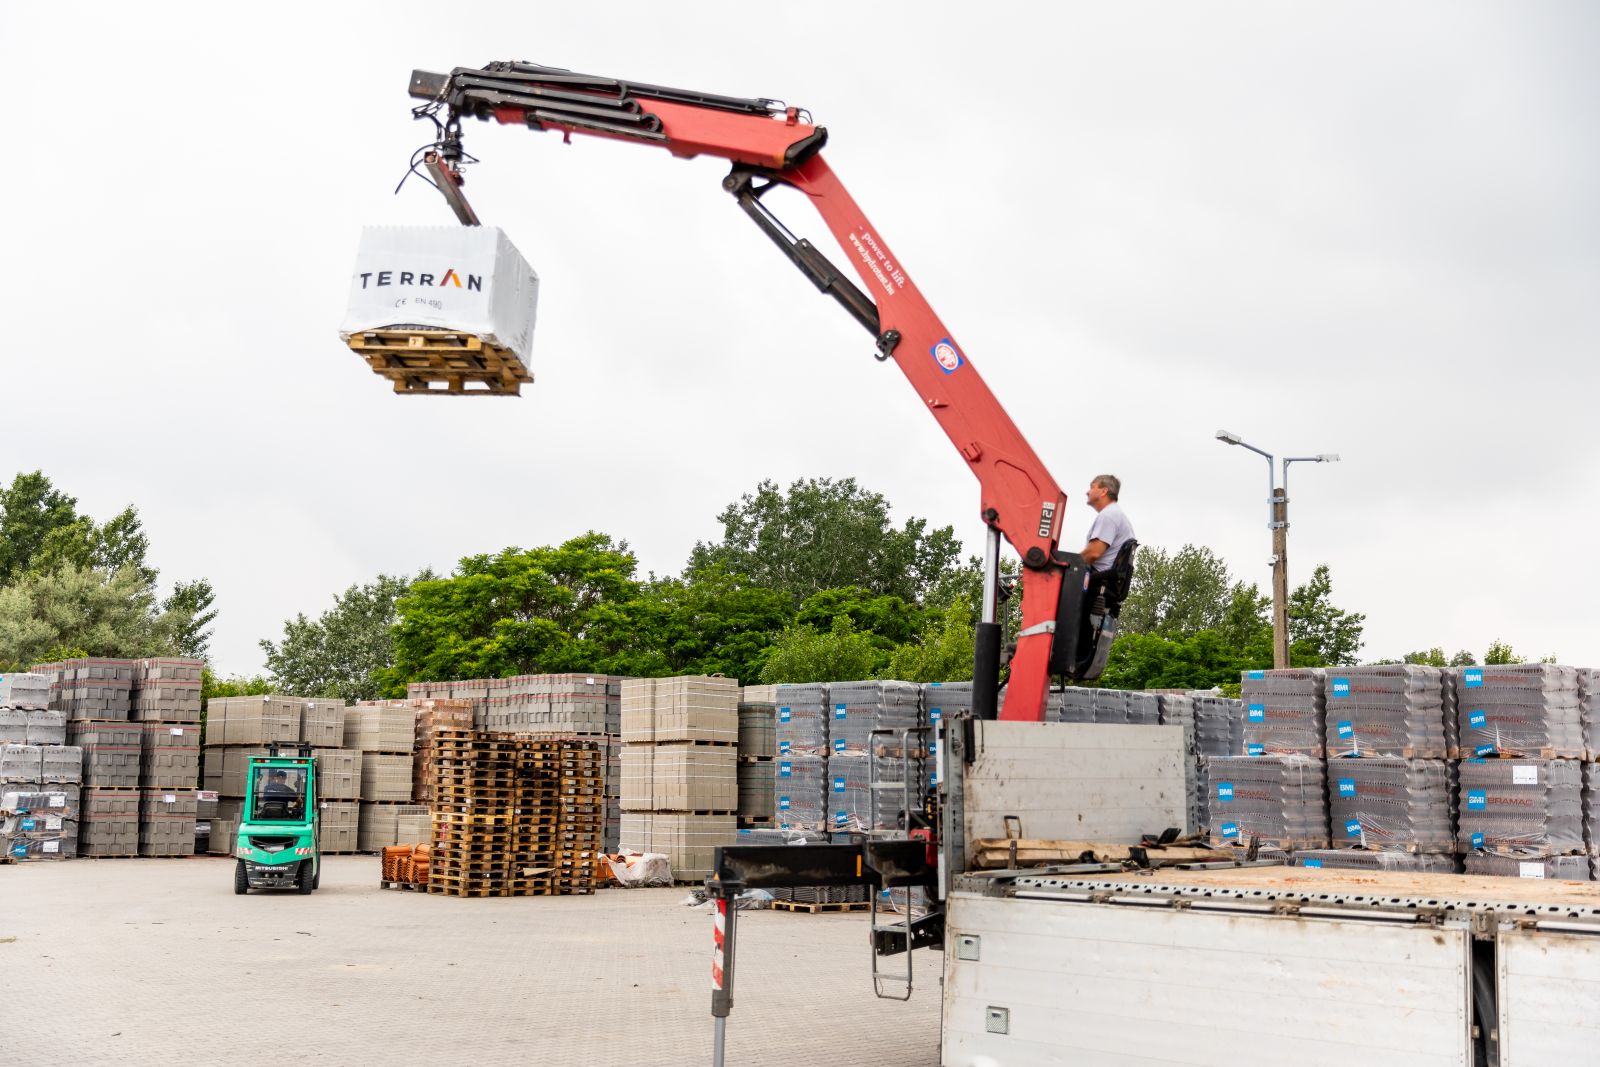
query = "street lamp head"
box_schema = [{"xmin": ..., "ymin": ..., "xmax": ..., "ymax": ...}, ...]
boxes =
[
  {"xmin": 1317, "ymin": 453, "xmax": 1341, "ymax": 463},
  {"xmin": 1215, "ymin": 430, "xmax": 1243, "ymax": 445}
]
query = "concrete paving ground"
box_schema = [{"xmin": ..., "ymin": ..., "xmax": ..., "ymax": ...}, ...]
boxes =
[{"xmin": 0, "ymin": 855, "xmax": 942, "ymax": 1066}]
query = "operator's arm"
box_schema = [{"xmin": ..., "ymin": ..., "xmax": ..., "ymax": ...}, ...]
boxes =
[{"xmin": 1080, "ymin": 539, "xmax": 1109, "ymax": 568}]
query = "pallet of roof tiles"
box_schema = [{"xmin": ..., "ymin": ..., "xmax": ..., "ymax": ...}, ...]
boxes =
[
  {"xmin": 1292, "ymin": 850, "xmax": 1459, "ymax": 873},
  {"xmin": 774, "ymin": 682, "xmax": 830, "ymax": 757},
  {"xmin": 345, "ymin": 703, "xmax": 415, "ymax": 753},
  {"xmin": 0, "ymin": 708, "xmax": 23, "ymax": 744},
  {"xmin": 869, "ymin": 752, "xmax": 929, "ymax": 832},
  {"xmin": 0, "ymin": 744, "xmax": 42, "ymax": 783},
  {"xmin": 1456, "ymin": 758, "xmax": 1584, "ymax": 856},
  {"xmin": 1205, "ymin": 755, "xmax": 1330, "ymax": 850},
  {"xmin": 131, "ymin": 658, "xmax": 203, "ymax": 722},
  {"xmin": 70, "ymin": 721, "xmax": 142, "ymax": 787},
  {"xmin": 1579, "ymin": 669, "xmax": 1600, "ymax": 760},
  {"xmin": 314, "ymin": 749, "xmax": 363, "ymax": 800},
  {"xmin": 1239, "ymin": 668, "xmax": 1327, "ymax": 757},
  {"xmin": 3, "ymin": 824, "xmax": 76, "ymax": 861},
  {"xmin": 737, "ymin": 695, "xmax": 776, "ymax": 760},
  {"xmin": 41, "ymin": 744, "xmax": 82, "ymax": 784},
  {"xmin": 1122, "ymin": 691, "xmax": 1161, "ymax": 726},
  {"xmin": 1463, "ymin": 854, "xmax": 1593, "ymax": 881},
  {"xmin": 1327, "ymin": 758, "xmax": 1454, "ymax": 853},
  {"xmin": 79, "ymin": 787, "xmax": 138, "ymax": 856},
  {"xmin": 827, "ymin": 681, "xmax": 920, "ymax": 756},
  {"xmin": 0, "ymin": 672, "xmax": 50, "ymax": 710},
  {"xmin": 1047, "ymin": 686, "xmax": 1094, "ymax": 724},
  {"xmin": 920, "ymin": 681, "xmax": 972, "ymax": 728},
  {"xmin": 1192, "ymin": 694, "xmax": 1244, "ymax": 757},
  {"xmin": 824, "ymin": 753, "xmax": 872, "ymax": 834},
  {"xmin": 775, "ymin": 753, "xmax": 828, "ymax": 832},
  {"xmin": 1452, "ymin": 664, "xmax": 1584, "ymax": 758},
  {"xmin": 139, "ymin": 789, "xmax": 196, "ymax": 856},
  {"xmin": 139, "ymin": 724, "xmax": 199, "ymax": 789},
  {"xmin": 737, "ymin": 759, "xmax": 776, "ymax": 826},
  {"xmin": 1323, "ymin": 665, "xmax": 1448, "ymax": 758}
]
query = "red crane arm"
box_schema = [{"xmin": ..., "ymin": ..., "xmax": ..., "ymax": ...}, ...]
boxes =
[{"xmin": 409, "ymin": 63, "xmax": 1080, "ymax": 721}]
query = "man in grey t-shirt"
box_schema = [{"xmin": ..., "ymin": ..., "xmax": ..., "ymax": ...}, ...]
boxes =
[{"xmin": 1080, "ymin": 474, "xmax": 1133, "ymax": 573}]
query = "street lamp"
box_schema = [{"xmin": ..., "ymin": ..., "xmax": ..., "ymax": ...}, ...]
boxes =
[{"xmin": 1215, "ymin": 431, "xmax": 1341, "ymax": 669}]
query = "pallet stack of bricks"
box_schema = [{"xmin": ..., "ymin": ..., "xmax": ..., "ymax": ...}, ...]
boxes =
[
  {"xmin": 619, "ymin": 676, "xmax": 739, "ymax": 882},
  {"xmin": 1, "ymin": 672, "xmax": 79, "ymax": 861},
  {"xmin": 736, "ymin": 685, "xmax": 777, "ymax": 829},
  {"xmin": 426, "ymin": 729, "xmax": 601, "ymax": 897},
  {"xmin": 203, "ymin": 695, "xmax": 364, "ymax": 855},
  {"xmin": 345, "ymin": 702, "xmax": 425, "ymax": 851}
]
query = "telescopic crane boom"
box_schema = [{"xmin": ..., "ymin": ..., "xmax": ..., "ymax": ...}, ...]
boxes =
[{"xmin": 406, "ymin": 60, "xmax": 1107, "ymax": 722}]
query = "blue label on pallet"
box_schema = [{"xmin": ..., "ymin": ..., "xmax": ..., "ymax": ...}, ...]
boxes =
[
  {"xmin": 1248, "ymin": 704, "xmax": 1265, "ymax": 722},
  {"xmin": 1247, "ymin": 671, "xmax": 1265, "ymax": 680},
  {"xmin": 1475, "ymin": 744, "xmax": 1497, "ymax": 757},
  {"xmin": 1247, "ymin": 743, "xmax": 1264, "ymax": 756},
  {"xmin": 1469, "ymin": 711, "xmax": 1486, "ymax": 728},
  {"xmin": 1467, "ymin": 790, "xmax": 1487, "ymax": 810},
  {"xmin": 835, "ymin": 811, "xmax": 849, "ymax": 826},
  {"xmin": 1336, "ymin": 721, "xmax": 1354, "ymax": 739},
  {"xmin": 834, "ymin": 704, "xmax": 847, "ymax": 720},
  {"xmin": 1216, "ymin": 781, "xmax": 1235, "ymax": 802},
  {"xmin": 1330, "ymin": 678, "xmax": 1351, "ymax": 698},
  {"xmin": 1463, "ymin": 669, "xmax": 1483, "ymax": 688},
  {"xmin": 833, "ymin": 739, "xmax": 846, "ymax": 754},
  {"xmin": 832, "ymin": 777, "xmax": 846, "ymax": 792},
  {"xmin": 1345, "ymin": 819, "xmax": 1362, "ymax": 837},
  {"xmin": 929, "ymin": 707, "xmax": 942, "ymax": 721},
  {"xmin": 778, "ymin": 796, "xmax": 791, "ymax": 810},
  {"xmin": 1221, "ymin": 822, "xmax": 1240, "ymax": 839},
  {"xmin": 1304, "ymin": 858, "xmax": 1324, "ymax": 869},
  {"xmin": 19, "ymin": 817, "xmax": 35, "ymax": 831},
  {"xmin": 1471, "ymin": 832, "xmax": 1485, "ymax": 848},
  {"xmin": 778, "ymin": 740, "xmax": 791, "ymax": 755},
  {"xmin": 1338, "ymin": 778, "xmax": 1356, "ymax": 797},
  {"xmin": 929, "ymin": 740, "xmax": 938, "ymax": 756},
  {"xmin": 778, "ymin": 761, "xmax": 793, "ymax": 777},
  {"xmin": 778, "ymin": 707, "xmax": 792, "ymax": 723},
  {"xmin": 8, "ymin": 843, "xmax": 23, "ymax": 856}
]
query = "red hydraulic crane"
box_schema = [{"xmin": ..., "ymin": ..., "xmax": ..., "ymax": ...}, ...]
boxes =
[{"xmin": 403, "ymin": 61, "xmax": 1130, "ymax": 723}]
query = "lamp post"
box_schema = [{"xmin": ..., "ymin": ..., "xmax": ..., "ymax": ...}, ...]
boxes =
[{"xmin": 1215, "ymin": 431, "xmax": 1340, "ymax": 669}]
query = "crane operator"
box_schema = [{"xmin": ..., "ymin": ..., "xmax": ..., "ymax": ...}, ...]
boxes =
[{"xmin": 1079, "ymin": 474, "xmax": 1133, "ymax": 598}]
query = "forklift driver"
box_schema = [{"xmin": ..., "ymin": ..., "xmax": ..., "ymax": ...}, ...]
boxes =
[{"xmin": 259, "ymin": 769, "xmax": 303, "ymax": 820}]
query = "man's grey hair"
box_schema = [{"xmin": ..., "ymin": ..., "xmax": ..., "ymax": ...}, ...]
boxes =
[{"xmin": 1092, "ymin": 474, "xmax": 1121, "ymax": 501}]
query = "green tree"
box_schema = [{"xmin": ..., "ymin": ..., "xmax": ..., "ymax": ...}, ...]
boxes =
[
  {"xmin": 0, "ymin": 564, "xmax": 189, "ymax": 667},
  {"xmin": 391, "ymin": 533, "xmax": 653, "ymax": 684},
  {"xmin": 885, "ymin": 601, "xmax": 976, "ymax": 682},
  {"xmin": 262, "ymin": 573, "xmax": 424, "ymax": 702},
  {"xmin": 632, "ymin": 569, "xmax": 792, "ymax": 683},
  {"xmin": 1287, "ymin": 564, "xmax": 1365, "ymax": 665},
  {"xmin": 1118, "ymin": 545, "xmax": 1235, "ymax": 638},
  {"xmin": 795, "ymin": 586, "xmax": 922, "ymax": 647},
  {"xmin": 687, "ymin": 477, "xmax": 961, "ymax": 605},
  {"xmin": 0, "ymin": 471, "xmax": 81, "ymax": 584},
  {"xmin": 1483, "ymin": 640, "xmax": 1524, "ymax": 666},
  {"xmin": 164, "ymin": 578, "xmax": 218, "ymax": 660},
  {"xmin": 1403, "ymin": 647, "xmax": 1449, "ymax": 668},
  {"xmin": 758, "ymin": 615, "xmax": 880, "ymax": 684},
  {"xmin": 1449, "ymin": 649, "xmax": 1477, "ymax": 666}
]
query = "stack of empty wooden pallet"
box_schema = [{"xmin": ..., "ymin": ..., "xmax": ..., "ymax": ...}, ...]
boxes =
[{"xmin": 427, "ymin": 728, "xmax": 601, "ymax": 898}]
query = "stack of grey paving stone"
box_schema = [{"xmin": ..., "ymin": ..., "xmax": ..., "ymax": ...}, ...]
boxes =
[
  {"xmin": 1193, "ymin": 693, "xmax": 1244, "ymax": 757},
  {"xmin": 1153, "ymin": 693, "xmax": 1205, "ymax": 834},
  {"xmin": 774, "ymin": 682, "xmax": 829, "ymax": 833},
  {"xmin": 478, "ymin": 673, "xmax": 621, "ymax": 734},
  {"xmin": 1325, "ymin": 665, "xmax": 1449, "ymax": 758},
  {"xmin": 345, "ymin": 703, "xmax": 415, "ymax": 847},
  {"xmin": 1240, "ymin": 669, "xmax": 1326, "ymax": 757},
  {"xmin": 921, "ymin": 682, "xmax": 972, "ymax": 798},
  {"xmin": 1046, "ymin": 686, "xmax": 1095, "ymax": 724},
  {"xmin": 1, "ymin": 672, "xmax": 82, "ymax": 861},
  {"xmin": 130, "ymin": 659, "xmax": 203, "ymax": 723},
  {"xmin": 1205, "ymin": 755, "xmax": 1329, "ymax": 850},
  {"xmin": 1453, "ymin": 664, "xmax": 1583, "ymax": 759},
  {"xmin": 1293, "ymin": 850, "xmax": 1458, "ymax": 873},
  {"xmin": 824, "ymin": 681, "xmax": 923, "ymax": 833},
  {"xmin": 1456, "ymin": 757, "xmax": 1585, "ymax": 859},
  {"xmin": 69, "ymin": 721, "xmax": 142, "ymax": 788}
]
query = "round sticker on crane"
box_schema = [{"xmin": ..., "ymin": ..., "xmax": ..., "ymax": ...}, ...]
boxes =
[{"xmin": 930, "ymin": 337, "xmax": 964, "ymax": 375}]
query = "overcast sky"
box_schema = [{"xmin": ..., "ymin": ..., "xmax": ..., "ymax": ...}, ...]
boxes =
[{"xmin": 4, "ymin": 4, "xmax": 1597, "ymax": 676}]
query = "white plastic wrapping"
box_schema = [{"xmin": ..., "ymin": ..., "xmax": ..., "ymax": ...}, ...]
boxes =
[{"xmin": 340, "ymin": 226, "xmax": 539, "ymax": 364}]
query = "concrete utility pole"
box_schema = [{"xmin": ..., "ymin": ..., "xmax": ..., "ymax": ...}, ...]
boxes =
[{"xmin": 1216, "ymin": 431, "xmax": 1339, "ymax": 669}]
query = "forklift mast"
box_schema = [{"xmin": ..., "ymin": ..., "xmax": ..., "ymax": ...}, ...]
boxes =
[{"xmin": 406, "ymin": 61, "xmax": 1102, "ymax": 724}]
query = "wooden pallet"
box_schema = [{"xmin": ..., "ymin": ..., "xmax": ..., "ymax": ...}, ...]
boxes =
[
  {"xmin": 379, "ymin": 879, "xmax": 428, "ymax": 892},
  {"xmin": 347, "ymin": 330, "xmax": 533, "ymax": 397},
  {"xmin": 772, "ymin": 899, "xmax": 870, "ymax": 914}
]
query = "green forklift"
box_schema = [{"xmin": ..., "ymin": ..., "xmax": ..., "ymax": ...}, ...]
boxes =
[{"xmin": 232, "ymin": 743, "xmax": 320, "ymax": 895}]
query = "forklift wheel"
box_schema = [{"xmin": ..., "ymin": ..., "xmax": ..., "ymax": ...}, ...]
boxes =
[
  {"xmin": 297, "ymin": 860, "xmax": 315, "ymax": 895},
  {"xmin": 234, "ymin": 860, "xmax": 249, "ymax": 895}
]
